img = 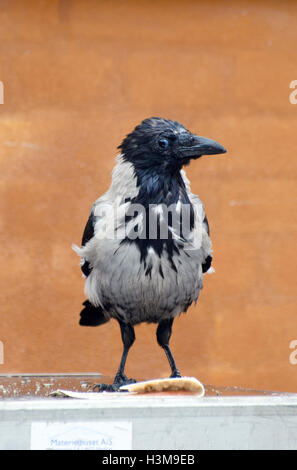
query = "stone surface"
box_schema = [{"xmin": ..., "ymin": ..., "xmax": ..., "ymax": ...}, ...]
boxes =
[{"xmin": 0, "ymin": 375, "xmax": 291, "ymax": 399}]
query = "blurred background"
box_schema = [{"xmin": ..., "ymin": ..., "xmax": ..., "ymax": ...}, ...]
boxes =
[{"xmin": 0, "ymin": 0, "xmax": 296, "ymax": 392}]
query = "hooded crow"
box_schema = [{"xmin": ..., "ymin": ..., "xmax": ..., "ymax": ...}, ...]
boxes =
[{"xmin": 73, "ymin": 117, "xmax": 226, "ymax": 391}]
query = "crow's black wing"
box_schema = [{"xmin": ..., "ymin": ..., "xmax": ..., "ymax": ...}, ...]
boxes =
[
  {"xmin": 77, "ymin": 208, "xmax": 110, "ymax": 327},
  {"xmin": 80, "ymin": 212, "xmax": 95, "ymax": 277},
  {"xmin": 203, "ymin": 214, "xmax": 210, "ymax": 236},
  {"xmin": 202, "ymin": 215, "xmax": 212, "ymax": 273},
  {"xmin": 82, "ymin": 212, "xmax": 96, "ymax": 246}
]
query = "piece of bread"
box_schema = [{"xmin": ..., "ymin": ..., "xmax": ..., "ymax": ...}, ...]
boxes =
[{"xmin": 120, "ymin": 377, "xmax": 205, "ymax": 396}]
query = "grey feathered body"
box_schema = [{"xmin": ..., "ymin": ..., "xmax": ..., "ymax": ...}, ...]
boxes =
[{"xmin": 73, "ymin": 155, "xmax": 212, "ymax": 326}]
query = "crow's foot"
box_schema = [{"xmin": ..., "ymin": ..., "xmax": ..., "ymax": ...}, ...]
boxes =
[
  {"xmin": 170, "ymin": 370, "xmax": 182, "ymax": 379},
  {"xmin": 92, "ymin": 373, "xmax": 136, "ymax": 392},
  {"xmin": 93, "ymin": 383, "xmax": 119, "ymax": 392}
]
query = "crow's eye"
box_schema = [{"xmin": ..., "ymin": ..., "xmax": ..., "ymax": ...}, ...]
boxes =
[{"xmin": 158, "ymin": 138, "xmax": 169, "ymax": 149}]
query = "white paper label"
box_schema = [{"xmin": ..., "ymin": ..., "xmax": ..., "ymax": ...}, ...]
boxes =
[{"xmin": 31, "ymin": 421, "xmax": 132, "ymax": 450}]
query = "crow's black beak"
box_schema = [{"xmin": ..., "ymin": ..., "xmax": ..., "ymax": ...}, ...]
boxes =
[{"xmin": 180, "ymin": 135, "xmax": 227, "ymax": 159}]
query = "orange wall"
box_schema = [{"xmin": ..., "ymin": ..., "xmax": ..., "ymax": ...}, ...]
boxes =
[{"xmin": 0, "ymin": 0, "xmax": 296, "ymax": 392}]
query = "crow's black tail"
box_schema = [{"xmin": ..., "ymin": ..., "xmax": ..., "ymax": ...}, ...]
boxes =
[{"xmin": 79, "ymin": 300, "xmax": 109, "ymax": 327}]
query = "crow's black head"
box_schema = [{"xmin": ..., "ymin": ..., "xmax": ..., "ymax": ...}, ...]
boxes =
[{"xmin": 118, "ymin": 117, "xmax": 226, "ymax": 172}]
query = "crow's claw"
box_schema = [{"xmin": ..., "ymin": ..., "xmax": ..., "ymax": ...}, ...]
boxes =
[
  {"xmin": 92, "ymin": 383, "xmax": 119, "ymax": 392},
  {"xmin": 170, "ymin": 370, "xmax": 182, "ymax": 379},
  {"xmin": 92, "ymin": 375, "xmax": 137, "ymax": 393}
]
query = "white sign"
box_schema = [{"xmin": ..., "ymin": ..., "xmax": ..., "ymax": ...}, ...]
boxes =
[{"xmin": 31, "ymin": 421, "xmax": 132, "ymax": 450}]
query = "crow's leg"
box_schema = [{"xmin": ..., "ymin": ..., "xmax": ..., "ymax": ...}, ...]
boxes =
[
  {"xmin": 156, "ymin": 318, "xmax": 181, "ymax": 378},
  {"xmin": 93, "ymin": 320, "xmax": 136, "ymax": 392},
  {"xmin": 113, "ymin": 320, "xmax": 136, "ymax": 386}
]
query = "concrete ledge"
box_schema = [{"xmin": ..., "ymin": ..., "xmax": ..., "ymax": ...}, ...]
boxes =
[{"xmin": 1, "ymin": 394, "xmax": 297, "ymax": 449}]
